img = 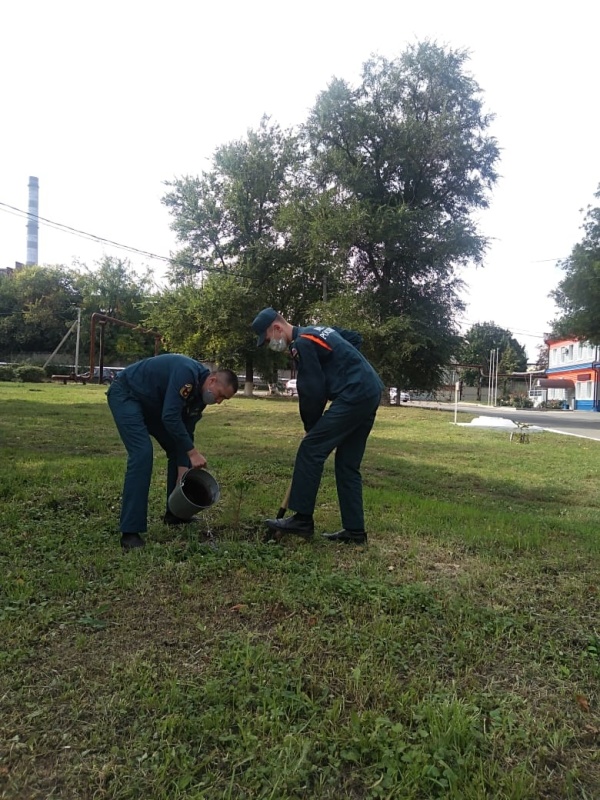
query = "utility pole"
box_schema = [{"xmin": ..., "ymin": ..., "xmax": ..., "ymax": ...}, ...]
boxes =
[
  {"xmin": 74, "ymin": 308, "xmax": 81, "ymax": 374},
  {"xmin": 494, "ymin": 348, "xmax": 499, "ymax": 405}
]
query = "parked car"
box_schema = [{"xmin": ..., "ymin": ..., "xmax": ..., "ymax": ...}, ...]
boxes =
[
  {"xmin": 389, "ymin": 387, "xmax": 410, "ymax": 404},
  {"xmin": 80, "ymin": 366, "xmax": 125, "ymax": 384},
  {"xmin": 286, "ymin": 378, "xmax": 298, "ymax": 396}
]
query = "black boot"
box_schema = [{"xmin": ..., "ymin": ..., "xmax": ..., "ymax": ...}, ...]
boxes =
[
  {"xmin": 264, "ymin": 513, "xmax": 314, "ymax": 539},
  {"xmin": 121, "ymin": 532, "xmax": 146, "ymax": 550},
  {"xmin": 322, "ymin": 529, "xmax": 367, "ymax": 545}
]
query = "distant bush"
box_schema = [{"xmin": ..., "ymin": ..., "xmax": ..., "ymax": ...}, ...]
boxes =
[
  {"xmin": 0, "ymin": 365, "xmax": 15, "ymax": 382},
  {"xmin": 539, "ymin": 399, "xmax": 565, "ymax": 410},
  {"xmin": 15, "ymin": 365, "xmax": 46, "ymax": 383},
  {"xmin": 498, "ymin": 393, "xmax": 534, "ymax": 409},
  {"xmin": 511, "ymin": 393, "xmax": 534, "ymax": 409}
]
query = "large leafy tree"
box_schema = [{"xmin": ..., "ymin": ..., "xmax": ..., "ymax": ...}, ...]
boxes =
[
  {"xmin": 0, "ymin": 259, "xmax": 157, "ymax": 366},
  {"xmin": 161, "ymin": 117, "xmax": 325, "ymax": 383},
  {"xmin": 143, "ymin": 275, "xmax": 289, "ymax": 393},
  {"xmin": 302, "ymin": 41, "xmax": 500, "ymax": 389},
  {"xmin": 142, "ymin": 276, "xmax": 253, "ymax": 364},
  {"xmin": 551, "ymin": 186, "xmax": 600, "ymax": 341},
  {"xmin": 75, "ymin": 256, "xmax": 157, "ymax": 365},
  {"xmin": 0, "ymin": 265, "xmax": 81, "ymax": 356},
  {"xmin": 459, "ymin": 322, "xmax": 527, "ymax": 399},
  {"xmin": 159, "ymin": 44, "xmax": 500, "ymax": 391}
]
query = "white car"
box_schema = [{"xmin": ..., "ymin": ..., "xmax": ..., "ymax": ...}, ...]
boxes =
[
  {"xmin": 286, "ymin": 378, "xmax": 298, "ymax": 396},
  {"xmin": 390, "ymin": 387, "xmax": 410, "ymax": 403}
]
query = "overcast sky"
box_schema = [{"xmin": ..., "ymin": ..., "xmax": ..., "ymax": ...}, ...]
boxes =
[{"xmin": 1, "ymin": 0, "xmax": 599, "ymax": 359}]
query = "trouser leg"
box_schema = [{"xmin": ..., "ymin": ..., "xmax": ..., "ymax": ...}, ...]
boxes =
[
  {"xmin": 288, "ymin": 395, "xmax": 378, "ymax": 518},
  {"xmin": 334, "ymin": 407, "xmax": 377, "ymax": 531},
  {"xmin": 107, "ymin": 383, "xmax": 154, "ymax": 534},
  {"xmin": 148, "ymin": 425, "xmax": 190, "ymax": 512}
]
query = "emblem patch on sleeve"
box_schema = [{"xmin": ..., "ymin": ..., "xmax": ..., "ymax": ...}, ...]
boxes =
[{"xmin": 179, "ymin": 383, "xmax": 193, "ymax": 399}]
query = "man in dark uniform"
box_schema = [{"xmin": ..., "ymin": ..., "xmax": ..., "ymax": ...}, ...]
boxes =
[
  {"xmin": 252, "ymin": 308, "xmax": 383, "ymax": 544},
  {"xmin": 107, "ymin": 354, "xmax": 238, "ymax": 549}
]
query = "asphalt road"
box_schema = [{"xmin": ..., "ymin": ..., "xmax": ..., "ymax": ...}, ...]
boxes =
[{"xmin": 412, "ymin": 401, "xmax": 600, "ymax": 442}]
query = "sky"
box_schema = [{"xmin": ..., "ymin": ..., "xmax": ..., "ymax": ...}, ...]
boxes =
[{"xmin": 1, "ymin": 0, "xmax": 599, "ymax": 361}]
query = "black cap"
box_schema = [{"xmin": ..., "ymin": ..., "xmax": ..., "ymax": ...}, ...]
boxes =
[{"xmin": 252, "ymin": 307, "xmax": 278, "ymax": 346}]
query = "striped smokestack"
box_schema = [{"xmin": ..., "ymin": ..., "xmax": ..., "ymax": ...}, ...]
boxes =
[{"xmin": 26, "ymin": 176, "xmax": 39, "ymax": 266}]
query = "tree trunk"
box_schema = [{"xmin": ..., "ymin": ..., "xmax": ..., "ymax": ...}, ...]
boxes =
[{"xmin": 244, "ymin": 357, "xmax": 254, "ymax": 397}]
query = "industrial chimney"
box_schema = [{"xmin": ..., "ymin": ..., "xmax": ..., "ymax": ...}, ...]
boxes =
[{"xmin": 26, "ymin": 176, "xmax": 39, "ymax": 266}]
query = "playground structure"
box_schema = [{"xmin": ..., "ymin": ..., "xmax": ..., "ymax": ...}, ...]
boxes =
[
  {"xmin": 88, "ymin": 313, "xmax": 162, "ymax": 383},
  {"xmin": 47, "ymin": 312, "xmax": 162, "ymax": 384}
]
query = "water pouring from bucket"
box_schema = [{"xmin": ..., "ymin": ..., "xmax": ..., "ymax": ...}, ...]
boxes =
[{"xmin": 168, "ymin": 467, "xmax": 220, "ymax": 521}]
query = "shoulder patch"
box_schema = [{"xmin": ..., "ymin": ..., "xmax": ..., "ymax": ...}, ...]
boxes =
[{"xmin": 179, "ymin": 383, "xmax": 193, "ymax": 399}]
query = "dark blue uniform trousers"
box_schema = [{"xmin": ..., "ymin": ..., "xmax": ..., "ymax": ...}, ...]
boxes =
[
  {"xmin": 107, "ymin": 380, "xmax": 190, "ymax": 534},
  {"xmin": 288, "ymin": 393, "xmax": 380, "ymax": 531}
]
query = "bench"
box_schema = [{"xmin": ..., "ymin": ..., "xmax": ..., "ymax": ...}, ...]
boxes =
[{"xmin": 51, "ymin": 374, "xmax": 89, "ymax": 385}]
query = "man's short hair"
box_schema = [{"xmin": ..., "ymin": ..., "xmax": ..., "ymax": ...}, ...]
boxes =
[{"xmin": 214, "ymin": 368, "xmax": 238, "ymax": 393}]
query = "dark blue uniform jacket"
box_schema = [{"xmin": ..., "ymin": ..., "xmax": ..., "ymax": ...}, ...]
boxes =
[
  {"xmin": 290, "ymin": 325, "xmax": 384, "ymax": 432},
  {"xmin": 117, "ymin": 354, "xmax": 210, "ymax": 454}
]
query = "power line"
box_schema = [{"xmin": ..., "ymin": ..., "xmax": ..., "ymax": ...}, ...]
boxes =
[
  {"xmin": 0, "ymin": 202, "xmax": 572, "ymax": 313},
  {"xmin": 0, "ymin": 201, "xmax": 172, "ymax": 264},
  {"xmin": 2, "ymin": 200, "xmax": 573, "ymax": 272},
  {"xmin": 459, "ymin": 316, "xmax": 549, "ymax": 338},
  {"xmin": 0, "ymin": 201, "xmax": 253, "ymax": 279}
]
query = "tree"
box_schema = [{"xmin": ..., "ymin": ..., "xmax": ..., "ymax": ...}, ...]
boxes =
[
  {"xmin": 0, "ymin": 265, "xmax": 81, "ymax": 356},
  {"xmin": 75, "ymin": 256, "xmax": 157, "ymax": 364},
  {"xmin": 459, "ymin": 322, "xmax": 527, "ymax": 399},
  {"xmin": 551, "ymin": 186, "xmax": 600, "ymax": 342},
  {"xmin": 534, "ymin": 342, "xmax": 549, "ymax": 371},
  {"xmin": 159, "ymin": 45, "xmax": 500, "ymax": 391},
  {"xmin": 142, "ymin": 274, "xmax": 290, "ymax": 395},
  {"xmin": 161, "ymin": 117, "xmax": 325, "ymax": 386},
  {"xmin": 302, "ymin": 42, "xmax": 500, "ymax": 389},
  {"xmin": 0, "ymin": 259, "xmax": 158, "ymax": 366}
]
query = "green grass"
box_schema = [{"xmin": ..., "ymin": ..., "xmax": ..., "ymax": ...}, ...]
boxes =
[{"xmin": 0, "ymin": 382, "xmax": 598, "ymax": 799}]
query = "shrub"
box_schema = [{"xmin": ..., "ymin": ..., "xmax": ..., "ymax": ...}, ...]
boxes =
[
  {"xmin": 511, "ymin": 393, "xmax": 534, "ymax": 409},
  {"xmin": 498, "ymin": 393, "xmax": 534, "ymax": 409},
  {"xmin": 539, "ymin": 399, "xmax": 564, "ymax": 410},
  {"xmin": 15, "ymin": 365, "xmax": 47, "ymax": 383},
  {"xmin": 0, "ymin": 365, "xmax": 15, "ymax": 382}
]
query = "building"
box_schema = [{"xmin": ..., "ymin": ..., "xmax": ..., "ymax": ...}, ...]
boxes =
[
  {"xmin": 532, "ymin": 337, "xmax": 600, "ymax": 411},
  {"xmin": 0, "ymin": 262, "xmax": 25, "ymax": 278}
]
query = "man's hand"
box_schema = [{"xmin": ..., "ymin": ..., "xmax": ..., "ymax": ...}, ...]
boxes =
[{"xmin": 187, "ymin": 448, "xmax": 207, "ymax": 470}]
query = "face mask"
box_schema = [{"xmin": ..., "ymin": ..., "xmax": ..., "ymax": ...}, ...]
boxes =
[
  {"xmin": 268, "ymin": 336, "xmax": 288, "ymax": 353},
  {"xmin": 202, "ymin": 389, "xmax": 217, "ymax": 405}
]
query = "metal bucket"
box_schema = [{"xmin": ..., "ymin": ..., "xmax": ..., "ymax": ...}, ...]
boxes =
[{"xmin": 168, "ymin": 468, "xmax": 220, "ymax": 520}]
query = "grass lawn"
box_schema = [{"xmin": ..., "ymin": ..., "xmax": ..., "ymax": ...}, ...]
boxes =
[{"xmin": 0, "ymin": 382, "xmax": 598, "ymax": 799}]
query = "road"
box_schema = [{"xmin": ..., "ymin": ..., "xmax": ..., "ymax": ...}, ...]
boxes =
[{"xmin": 412, "ymin": 401, "xmax": 600, "ymax": 442}]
